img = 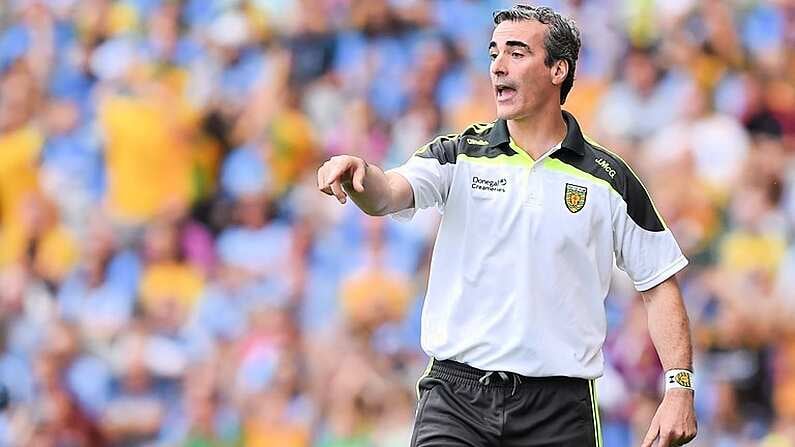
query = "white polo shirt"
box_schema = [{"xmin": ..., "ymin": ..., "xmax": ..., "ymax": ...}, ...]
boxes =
[{"xmin": 389, "ymin": 111, "xmax": 687, "ymax": 379}]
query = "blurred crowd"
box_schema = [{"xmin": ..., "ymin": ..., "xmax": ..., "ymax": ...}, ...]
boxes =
[{"xmin": 0, "ymin": 0, "xmax": 793, "ymax": 445}]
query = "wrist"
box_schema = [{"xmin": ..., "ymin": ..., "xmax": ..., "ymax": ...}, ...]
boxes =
[{"xmin": 665, "ymin": 388, "xmax": 694, "ymax": 398}]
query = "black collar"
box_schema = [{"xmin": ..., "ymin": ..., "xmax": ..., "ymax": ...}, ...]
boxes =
[{"xmin": 486, "ymin": 110, "xmax": 586, "ymax": 157}]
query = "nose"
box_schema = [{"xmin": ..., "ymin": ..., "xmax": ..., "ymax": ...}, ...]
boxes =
[{"xmin": 491, "ymin": 52, "xmax": 507, "ymax": 78}]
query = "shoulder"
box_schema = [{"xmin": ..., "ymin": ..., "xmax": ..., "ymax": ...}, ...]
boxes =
[
  {"xmin": 582, "ymin": 138, "xmax": 648, "ymax": 203},
  {"xmin": 414, "ymin": 121, "xmax": 502, "ymax": 164},
  {"xmin": 556, "ymin": 135, "xmax": 665, "ymax": 231},
  {"xmin": 550, "ymin": 135, "xmax": 630, "ymax": 195},
  {"xmin": 561, "ymin": 136, "xmax": 665, "ymax": 232},
  {"xmin": 582, "ymin": 139, "xmax": 631, "ymax": 196}
]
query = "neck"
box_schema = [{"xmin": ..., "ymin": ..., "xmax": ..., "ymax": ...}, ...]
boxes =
[{"xmin": 506, "ymin": 102, "xmax": 567, "ymax": 160}]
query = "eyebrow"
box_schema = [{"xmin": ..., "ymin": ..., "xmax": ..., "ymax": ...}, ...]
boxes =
[{"xmin": 488, "ymin": 40, "xmax": 531, "ymax": 51}]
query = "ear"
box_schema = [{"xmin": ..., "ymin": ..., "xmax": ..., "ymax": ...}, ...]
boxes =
[{"xmin": 550, "ymin": 59, "xmax": 568, "ymax": 86}]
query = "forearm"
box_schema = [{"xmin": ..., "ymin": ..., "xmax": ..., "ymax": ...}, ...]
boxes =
[
  {"xmin": 640, "ymin": 276, "xmax": 698, "ymax": 447},
  {"xmin": 641, "ymin": 277, "xmax": 693, "ymax": 372},
  {"xmin": 342, "ymin": 163, "xmax": 410, "ymax": 216}
]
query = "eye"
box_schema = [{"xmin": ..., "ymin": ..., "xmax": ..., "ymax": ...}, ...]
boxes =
[
  {"xmin": 489, "ymin": 52, "xmax": 497, "ymax": 60},
  {"xmin": 511, "ymin": 52, "xmax": 524, "ymax": 59}
]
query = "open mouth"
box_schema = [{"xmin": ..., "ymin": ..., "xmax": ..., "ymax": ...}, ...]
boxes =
[{"xmin": 495, "ymin": 84, "xmax": 517, "ymax": 100}]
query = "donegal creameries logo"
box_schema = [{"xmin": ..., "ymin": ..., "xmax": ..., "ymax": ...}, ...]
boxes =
[{"xmin": 472, "ymin": 176, "xmax": 507, "ymax": 192}]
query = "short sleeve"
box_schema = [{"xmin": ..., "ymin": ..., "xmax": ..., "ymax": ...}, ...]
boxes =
[
  {"xmin": 611, "ymin": 170, "xmax": 688, "ymax": 291},
  {"xmin": 387, "ymin": 135, "xmax": 458, "ymax": 221}
]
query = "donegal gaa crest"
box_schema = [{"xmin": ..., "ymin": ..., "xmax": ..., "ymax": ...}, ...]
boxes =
[
  {"xmin": 673, "ymin": 371, "xmax": 692, "ymax": 388},
  {"xmin": 564, "ymin": 183, "xmax": 587, "ymax": 213}
]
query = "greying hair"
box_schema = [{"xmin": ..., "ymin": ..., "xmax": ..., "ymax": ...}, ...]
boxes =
[{"xmin": 493, "ymin": 5, "xmax": 581, "ymax": 104}]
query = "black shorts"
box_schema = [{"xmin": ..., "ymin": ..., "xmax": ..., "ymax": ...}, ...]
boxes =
[{"xmin": 411, "ymin": 359, "xmax": 603, "ymax": 447}]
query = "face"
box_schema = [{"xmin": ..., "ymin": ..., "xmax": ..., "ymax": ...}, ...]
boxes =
[
  {"xmin": 625, "ymin": 51, "xmax": 656, "ymax": 94},
  {"xmin": 489, "ymin": 20, "xmax": 567, "ymax": 120}
]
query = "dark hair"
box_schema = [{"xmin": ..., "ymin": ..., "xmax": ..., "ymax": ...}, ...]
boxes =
[{"xmin": 493, "ymin": 5, "xmax": 581, "ymax": 104}]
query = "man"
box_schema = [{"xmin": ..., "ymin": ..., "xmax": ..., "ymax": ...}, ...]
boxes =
[{"xmin": 317, "ymin": 5, "xmax": 697, "ymax": 447}]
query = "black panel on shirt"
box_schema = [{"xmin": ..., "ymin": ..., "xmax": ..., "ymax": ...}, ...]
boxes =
[
  {"xmin": 551, "ymin": 144, "xmax": 665, "ymax": 232},
  {"xmin": 414, "ymin": 134, "xmax": 459, "ymax": 165},
  {"xmin": 414, "ymin": 123, "xmax": 515, "ymax": 164}
]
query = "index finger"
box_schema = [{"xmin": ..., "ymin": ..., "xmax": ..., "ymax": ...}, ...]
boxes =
[
  {"xmin": 317, "ymin": 164, "xmax": 327, "ymax": 190},
  {"xmin": 351, "ymin": 161, "xmax": 366, "ymax": 192},
  {"xmin": 318, "ymin": 163, "xmax": 344, "ymax": 190},
  {"xmin": 641, "ymin": 422, "xmax": 659, "ymax": 447}
]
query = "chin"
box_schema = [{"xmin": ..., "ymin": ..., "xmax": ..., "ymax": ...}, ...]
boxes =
[{"xmin": 495, "ymin": 106, "xmax": 520, "ymax": 121}]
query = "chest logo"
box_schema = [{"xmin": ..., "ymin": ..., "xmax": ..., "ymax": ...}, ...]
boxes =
[
  {"xmin": 472, "ymin": 176, "xmax": 507, "ymax": 193},
  {"xmin": 564, "ymin": 183, "xmax": 587, "ymax": 213}
]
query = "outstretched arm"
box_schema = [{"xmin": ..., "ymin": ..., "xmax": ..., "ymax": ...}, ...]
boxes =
[
  {"xmin": 640, "ymin": 276, "xmax": 697, "ymax": 447},
  {"xmin": 317, "ymin": 155, "xmax": 413, "ymax": 216}
]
